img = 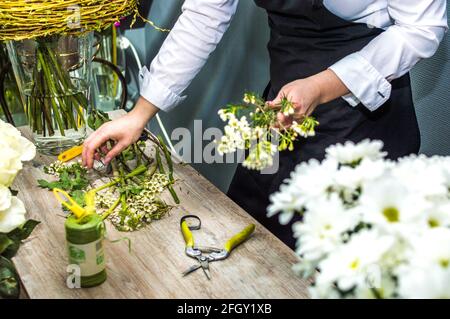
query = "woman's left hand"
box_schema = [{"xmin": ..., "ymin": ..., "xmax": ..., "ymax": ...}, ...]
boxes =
[{"xmin": 268, "ymin": 69, "xmax": 350, "ymax": 126}]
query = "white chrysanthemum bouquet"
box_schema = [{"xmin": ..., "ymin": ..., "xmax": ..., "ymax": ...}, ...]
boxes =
[
  {"xmin": 216, "ymin": 92, "xmax": 319, "ymax": 170},
  {"xmin": 0, "ymin": 119, "xmax": 39, "ymax": 298},
  {"xmin": 268, "ymin": 139, "xmax": 450, "ymax": 299}
]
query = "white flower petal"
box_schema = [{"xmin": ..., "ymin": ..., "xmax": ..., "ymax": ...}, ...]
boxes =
[
  {"xmin": 0, "ymin": 196, "xmax": 27, "ymax": 233},
  {"xmin": 0, "ymin": 184, "xmax": 12, "ymax": 211}
]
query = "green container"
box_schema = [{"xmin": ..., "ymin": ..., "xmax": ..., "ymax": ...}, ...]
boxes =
[{"xmin": 65, "ymin": 214, "xmax": 107, "ymax": 288}]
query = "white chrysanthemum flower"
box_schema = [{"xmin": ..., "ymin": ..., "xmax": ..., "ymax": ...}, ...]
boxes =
[
  {"xmin": 293, "ymin": 194, "xmax": 360, "ymax": 262},
  {"xmin": 393, "ymin": 155, "xmax": 449, "ymax": 198},
  {"xmin": 398, "ymin": 229, "xmax": 450, "ymax": 299},
  {"xmin": 424, "ymin": 202, "xmax": 450, "ymax": 228},
  {"xmin": 398, "ymin": 266, "xmax": 450, "ymax": 299},
  {"xmin": 333, "ymin": 158, "xmax": 389, "ymax": 204},
  {"xmin": 325, "ymin": 139, "xmax": 386, "ymax": 166},
  {"xmin": 0, "ymin": 184, "xmax": 12, "ymax": 211},
  {"xmin": 0, "ymin": 196, "xmax": 27, "ymax": 233},
  {"xmin": 358, "ymin": 176, "xmax": 429, "ymax": 235},
  {"xmin": 317, "ymin": 230, "xmax": 395, "ymax": 292},
  {"xmin": 406, "ymin": 228, "xmax": 450, "ymax": 271},
  {"xmin": 353, "ymin": 274, "xmax": 397, "ymax": 299},
  {"xmin": 289, "ymin": 158, "xmax": 339, "ymax": 200},
  {"xmin": 267, "ymin": 158, "xmax": 339, "ymax": 224},
  {"xmin": 267, "ymin": 183, "xmax": 306, "ymax": 225}
]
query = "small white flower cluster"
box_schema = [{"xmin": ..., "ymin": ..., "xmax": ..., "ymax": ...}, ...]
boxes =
[
  {"xmin": 217, "ymin": 93, "xmax": 318, "ymax": 171},
  {"xmin": 216, "ymin": 110, "xmax": 252, "ymax": 155},
  {"xmin": 43, "ymin": 160, "xmax": 85, "ymax": 177},
  {"xmin": 243, "ymin": 140, "xmax": 278, "ymax": 171},
  {"xmin": 0, "ymin": 119, "xmax": 36, "ymax": 233},
  {"xmin": 268, "ymin": 139, "xmax": 450, "ymax": 299},
  {"xmin": 291, "ymin": 117, "xmax": 319, "ymax": 139},
  {"xmin": 96, "ymin": 173, "xmax": 170, "ymax": 232}
]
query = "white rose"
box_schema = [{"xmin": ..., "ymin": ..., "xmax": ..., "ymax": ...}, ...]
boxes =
[
  {"xmin": 0, "ymin": 141, "xmax": 23, "ymax": 187},
  {"xmin": 0, "ymin": 196, "xmax": 26, "ymax": 233},
  {"xmin": 0, "ymin": 119, "xmax": 36, "ymax": 161},
  {"xmin": 0, "ymin": 184, "xmax": 12, "ymax": 211}
]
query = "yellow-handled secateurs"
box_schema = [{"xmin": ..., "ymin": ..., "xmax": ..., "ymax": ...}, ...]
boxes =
[{"xmin": 180, "ymin": 215, "xmax": 255, "ymax": 280}]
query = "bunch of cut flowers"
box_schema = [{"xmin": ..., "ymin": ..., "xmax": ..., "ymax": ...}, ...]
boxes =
[
  {"xmin": 216, "ymin": 92, "xmax": 318, "ymax": 171},
  {"xmin": 268, "ymin": 139, "xmax": 450, "ymax": 299}
]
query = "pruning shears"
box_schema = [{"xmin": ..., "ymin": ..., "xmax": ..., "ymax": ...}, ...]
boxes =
[{"xmin": 180, "ymin": 215, "xmax": 255, "ymax": 280}]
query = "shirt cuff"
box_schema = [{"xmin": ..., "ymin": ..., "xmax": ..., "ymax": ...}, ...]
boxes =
[
  {"xmin": 329, "ymin": 53, "xmax": 392, "ymax": 112},
  {"xmin": 139, "ymin": 66, "xmax": 187, "ymax": 112}
]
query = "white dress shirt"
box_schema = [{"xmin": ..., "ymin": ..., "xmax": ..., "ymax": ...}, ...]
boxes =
[{"xmin": 140, "ymin": 0, "xmax": 448, "ymax": 112}]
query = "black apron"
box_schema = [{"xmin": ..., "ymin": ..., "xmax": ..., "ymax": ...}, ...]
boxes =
[{"xmin": 227, "ymin": 0, "xmax": 421, "ymax": 249}]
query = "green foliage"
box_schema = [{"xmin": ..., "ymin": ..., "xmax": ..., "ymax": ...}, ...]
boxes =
[
  {"xmin": 0, "ymin": 256, "xmax": 19, "ymax": 299},
  {"xmin": 0, "ymin": 220, "xmax": 40, "ymax": 299},
  {"xmin": 38, "ymin": 161, "xmax": 89, "ymax": 207}
]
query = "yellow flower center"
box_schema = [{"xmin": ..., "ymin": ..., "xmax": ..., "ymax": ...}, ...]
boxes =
[
  {"xmin": 350, "ymin": 259, "xmax": 360, "ymax": 270},
  {"xmin": 440, "ymin": 259, "xmax": 449, "ymax": 268},
  {"xmin": 383, "ymin": 207, "xmax": 400, "ymax": 223},
  {"xmin": 428, "ymin": 218, "xmax": 440, "ymax": 228}
]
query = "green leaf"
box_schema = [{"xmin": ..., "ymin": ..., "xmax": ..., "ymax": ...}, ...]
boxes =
[
  {"xmin": 0, "ymin": 235, "xmax": 14, "ymax": 255},
  {"xmin": 8, "ymin": 220, "xmax": 40, "ymax": 242},
  {"xmin": 1, "ymin": 241, "xmax": 20, "ymax": 259},
  {"xmin": 37, "ymin": 179, "xmax": 56, "ymax": 189},
  {"xmin": 0, "ymin": 256, "xmax": 20, "ymax": 299},
  {"xmin": 70, "ymin": 190, "xmax": 86, "ymax": 207}
]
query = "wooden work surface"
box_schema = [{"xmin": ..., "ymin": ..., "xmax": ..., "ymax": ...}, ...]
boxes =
[{"xmin": 11, "ymin": 111, "xmax": 310, "ymax": 299}]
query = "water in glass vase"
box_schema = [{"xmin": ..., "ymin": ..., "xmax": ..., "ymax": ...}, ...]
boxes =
[
  {"xmin": 6, "ymin": 32, "xmax": 94, "ymax": 155},
  {"xmin": 23, "ymin": 81, "xmax": 87, "ymax": 155}
]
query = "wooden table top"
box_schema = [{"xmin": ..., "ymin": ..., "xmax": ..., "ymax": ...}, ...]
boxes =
[{"xmin": 12, "ymin": 111, "xmax": 310, "ymax": 299}]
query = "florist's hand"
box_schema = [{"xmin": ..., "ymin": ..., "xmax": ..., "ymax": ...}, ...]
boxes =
[
  {"xmin": 82, "ymin": 97, "xmax": 159, "ymax": 169},
  {"xmin": 268, "ymin": 69, "xmax": 350, "ymax": 127}
]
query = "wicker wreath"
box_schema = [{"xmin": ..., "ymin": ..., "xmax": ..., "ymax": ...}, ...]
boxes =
[{"xmin": 0, "ymin": 0, "xmax": 168, "ymax": 41}]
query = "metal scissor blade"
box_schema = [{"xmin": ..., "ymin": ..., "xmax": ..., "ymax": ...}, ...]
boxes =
[
  {"xmin": 200, "ymin": 260, "xmax": 211, "ymax": 280},
  {"xmin": 182, "ymin": 264, "xmax": 202, "ymax": 277},
  {"xmin": 201, "ymin": 266, "xmax": 211, "ymax": 280}
]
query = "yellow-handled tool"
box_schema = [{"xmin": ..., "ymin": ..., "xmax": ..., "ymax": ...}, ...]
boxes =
[
  {"xmin": 58, "ymin": 145, "xmax": 83, "ymax": 163},
  {"xmin": 53, "ymin": 188, "xmax": 96, "ymax": 220},
  {"xmin": 224, "ymin": 224, "xmax": 256, "ymax": 253},
  {"xmin": 180, "ymin": 215, "xmax": 255, "ymax": 280}
]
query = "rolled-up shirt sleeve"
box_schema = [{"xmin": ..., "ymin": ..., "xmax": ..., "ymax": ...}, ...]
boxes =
[
  {"xmin": 328, "ymin": 0, "xmax": 448, "ymax": 111},
  {"xmin": 140, "ymin": 0, "xmax": 239, "ymax": 112}
]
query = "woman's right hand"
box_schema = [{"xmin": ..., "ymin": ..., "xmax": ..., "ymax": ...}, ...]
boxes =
[{"xmin": 82, "ymin": 97, "xmax": 159, "ymax": 169}]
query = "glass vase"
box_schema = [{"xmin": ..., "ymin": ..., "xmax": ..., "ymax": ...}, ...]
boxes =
[
  {"xmin": 92, "ymin": 27, "xmax": 126, "ymax": 112},
  {"xmin": 1, "ymin": 43, "xmax": 26, "ymax": 126},
  {"xmin": 6, "ymin": 33, "xmax": 94, "ymax": 155}
]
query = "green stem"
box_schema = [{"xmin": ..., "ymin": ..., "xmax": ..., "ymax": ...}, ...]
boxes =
[
  {"xmin": 156, "ymin": 136, "xmax": 179, "ymax": 204},
  {"xmin": 92, "ymin": 165, "xmax": 147, "ymax": 193},
  {"xmin": 101, "ymin": 197, "xmax": 121, "ymax": 220},
  {"xmin": 37, "ymin": 49, "xmax": 65, "ymax": 136},
  {"xmin": 158, "ymin": 135, "xmax": 174, "ymax": 182}
]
